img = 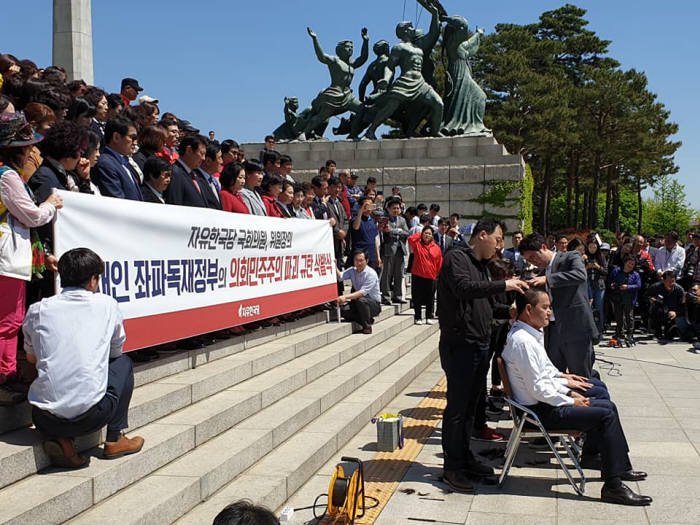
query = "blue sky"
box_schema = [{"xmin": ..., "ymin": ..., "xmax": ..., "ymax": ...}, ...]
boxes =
[{"xmin": 3, "ymin": 1, "xmax": 698, "ymax": 208}]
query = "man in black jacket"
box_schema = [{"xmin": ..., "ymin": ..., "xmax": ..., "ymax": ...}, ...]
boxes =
[
  {"xmin": 437, "ymin": 218, "xmax": 527, "ymax": 492},
  {"xmin": 165, "ymin": 135, "xmax": 216, "ymax": 208}
]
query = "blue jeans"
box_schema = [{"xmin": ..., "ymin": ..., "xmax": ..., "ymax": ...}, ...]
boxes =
[{"xmin": 588, "ymin": 282, "xmax": 605, "ymax": 334}]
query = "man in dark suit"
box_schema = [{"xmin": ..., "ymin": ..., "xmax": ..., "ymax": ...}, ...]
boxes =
[
  {"xmin": 196, "ymin": 141, "xmax": 223, "ymax": 210},
  {"xmin": 141, "ymin": 157, "xmax": 172, "ymax": 204},
  {"xmin": 94, "ymin": 117, "xmax": 143, "ymax": 200},
  {"xmin": 379, "ymin": 197, "xmax": 409, "ymax": 304},
  {"xmin": 436, "ymin": 218, "xmax": 455, "ymax": 255},
  {"xmin": 502, "ymin": 231, "xmax": 527, "ymax": 276},
  {"xmin": 165, "ymin": 135, "xmax": 212, "ymax": 208},
  {"xmin": 520, "ymin": 233, "xmax": 599, "ymax": 377},
  {"xmin": 327, "ymin": 177, "xmax": 349, "ymax": 272}
]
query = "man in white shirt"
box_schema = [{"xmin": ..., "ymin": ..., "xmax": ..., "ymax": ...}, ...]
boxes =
[
  {"xmin": 502, "ymin": 288, "xmax": 651, "ymax": 506},
  {"xmin": 24, "ymin": 248, "xmax": 144, "ymax": 468},
  {"xmin": 653, "ymin": 230, "xmax": 685, "ymax": 278},
  {"xmin": 336, "ymin": 249, "xmax": 382, "ymax": 334}
]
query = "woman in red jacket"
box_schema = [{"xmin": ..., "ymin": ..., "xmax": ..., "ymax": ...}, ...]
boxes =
[
  {"xmin": 408, "ymin": 226, "xmax": 443, "ymax": 324},
  {"xmin": 261, "ymin": 174, "xmax": 284, "ymax": 218},
  {"xmin": 219, "ymin": 162, "xmax": 249, "ymax": 214}
]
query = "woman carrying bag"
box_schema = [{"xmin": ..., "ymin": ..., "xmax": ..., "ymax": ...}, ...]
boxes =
[{"xmin": 0, "ymin": 112, "xmax": 62, "ymax": 405}]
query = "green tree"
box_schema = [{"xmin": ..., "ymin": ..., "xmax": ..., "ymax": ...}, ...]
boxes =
[{"xmin": 642, "ymin": 176, "xmax": 695, "ymax": 235}]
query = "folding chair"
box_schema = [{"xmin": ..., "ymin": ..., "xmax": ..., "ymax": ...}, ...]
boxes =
[{"xmin": 496, "ymin": 357, "xmax": 586, "ymax": 496}]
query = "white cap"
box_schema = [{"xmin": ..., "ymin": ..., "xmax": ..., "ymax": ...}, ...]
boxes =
[{"xmin": 139, "ymin": 95, "xmax": 159, "ymax": 104}]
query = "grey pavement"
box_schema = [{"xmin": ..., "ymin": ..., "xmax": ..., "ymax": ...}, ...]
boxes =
[{"xmin": 284, "ymin": 336, "xmax": 700, "ymax": 525}]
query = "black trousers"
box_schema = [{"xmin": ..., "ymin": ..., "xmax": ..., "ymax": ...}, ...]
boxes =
[
  {"xmin": 549, "ymin": 329, "xmax": 595, "ymax": 377},
  {"xmin": 342, "ymin": 296, "xmax": 381, "ymax": 329},
  {"xmin": 649, "ymin": 306, "xmax": 678, "ymax": 338},
  {"xmin": 614, "ymin": 302, "xmax": 634, "ymax": 338},
  {"xmin": 532, "ymin": 397, "xmax": 632, "ymax": 480},
  {"xmin": 32, "ymin": 354, "xmax": 134, "ymax": 442},
  {"xmin": 475, "ymin": 322, "xmax": 509, "ymax": 430},
  {"xmin": 439, "ymin": 332, "xmax": 489, "ymax": 471},
  {"xmin": 411, "ymin": 275, "xmax": 435, "ymax": 320}
]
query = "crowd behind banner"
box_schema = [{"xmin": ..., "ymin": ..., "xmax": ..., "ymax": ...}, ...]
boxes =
[{"xmin": 0, "ymin": 52, "xmax": 686, "ymax": 514}]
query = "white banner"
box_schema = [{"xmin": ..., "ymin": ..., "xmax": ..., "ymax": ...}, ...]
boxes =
[{"xmin": 53, "ymin": 191, "xmax": 337, "ymax": 350}]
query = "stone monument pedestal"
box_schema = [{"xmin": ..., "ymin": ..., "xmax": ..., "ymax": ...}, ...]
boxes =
[
  {"xmin": 242, "ymin": 136, "xmax": 525, "ymax": 232},
  {"xmin": 52, "ymin": 0, "xmax": 94, "ymax": 84}
]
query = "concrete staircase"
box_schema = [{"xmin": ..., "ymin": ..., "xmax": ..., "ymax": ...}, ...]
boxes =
[{"xmin": 0, "ymin": 304, "xmax": 440, "ymax": 524}]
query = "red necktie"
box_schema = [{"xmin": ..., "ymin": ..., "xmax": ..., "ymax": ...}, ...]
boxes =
[{"xmin": 189, "ymin": 171, "xmax": 202, "ymax": 194}]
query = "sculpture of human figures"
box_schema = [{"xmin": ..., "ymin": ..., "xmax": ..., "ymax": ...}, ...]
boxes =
[
  {"xmin": 363, "ymin": 3, "xmax": 444, "ymax": 140},
  {"xmin": 358, "ymin": 40, "xmax": 393, "ymax": 104},
  {"xmin": 302, "ymin": 27, "xmax": 369, "ymax": 140},
  {"xmin": 441, "ymin": 16, "xmax": 491, "ymax": 136}
]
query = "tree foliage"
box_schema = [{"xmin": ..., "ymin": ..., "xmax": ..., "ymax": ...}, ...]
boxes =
[{"xmin": 642, "ymin": 176, "xmax": 694, "ymax": 235}]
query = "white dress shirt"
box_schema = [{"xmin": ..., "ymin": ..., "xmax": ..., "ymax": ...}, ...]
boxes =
[
  {"xmin": 23, "ymin": 288, "xmax": 126, "ymax": 419},
  {"xmin": 502, "ymin": 320, "xmax": 573, "ymax": 407},
  {"xmin": 653, "ymin": 244, "xmax": 685, "ymax": 275}
]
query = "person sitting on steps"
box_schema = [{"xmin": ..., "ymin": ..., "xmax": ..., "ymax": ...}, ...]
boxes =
[{"xmin": 23, "ymin": 247, "xmax": 144, "ymax": 468}]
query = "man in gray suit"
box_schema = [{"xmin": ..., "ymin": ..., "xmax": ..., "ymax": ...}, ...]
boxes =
[
  {"xmin": 519, "ymin": 233, "xmax": 598, "ymax": 376},
  {"xmin": 502, "ymin": 231, "xmax": 527, "ymax": 276},
  {"xmin": 380, "ymin": 197, "xmax": 410, "ymax": 304}
]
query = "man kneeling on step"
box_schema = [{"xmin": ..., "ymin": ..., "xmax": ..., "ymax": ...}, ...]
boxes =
[
  {"xmin": 336, "ymin": 249, "xmax": 382, "ymax": 334},
  {"xmin": 502, "ymin": 288, "xmax": 652, "ymax": 506},
  {"xmin": 23, "ymin": 248, "xmax": 144, "ymax": 468}
]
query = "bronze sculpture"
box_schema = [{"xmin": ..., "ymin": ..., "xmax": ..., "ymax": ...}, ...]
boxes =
[
  {"xmin": 301, "ymin": 27, "xmax": 369, "ymax": 140},
  {"xmin": 273, "ymin": 0, "xmax": 492, "ymax": 141},
  {"xmin": 441, "ymin": 16, "xmax": 490, "ymax": 136}
]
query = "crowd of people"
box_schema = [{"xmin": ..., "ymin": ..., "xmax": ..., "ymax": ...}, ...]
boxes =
[{"xmin": 1, "ymin": 54, "xmax": 689, "ymax": 513}]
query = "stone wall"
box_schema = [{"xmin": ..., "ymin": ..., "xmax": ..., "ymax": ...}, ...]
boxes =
[{"xmin": 242, "ymin": 136, "xmax": 524, "ymax": 232}]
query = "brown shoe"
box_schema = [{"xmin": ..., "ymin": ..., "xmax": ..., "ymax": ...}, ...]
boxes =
[
  {"xmin": 44, "ymin": 437, "xmax": 90, "ymax": 469},
  {"xmin": 103, "ymin": 434, "xmax": 144, "ymax": 459},
  {"xmin": 362, "ymin": 326, "xmax": 372, "ymax": 334}
]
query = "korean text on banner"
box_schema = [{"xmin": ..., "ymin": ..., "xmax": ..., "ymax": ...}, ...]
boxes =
[{"xmin": 53, "ymin": 191, "xmax": 338, "ymax": 351}]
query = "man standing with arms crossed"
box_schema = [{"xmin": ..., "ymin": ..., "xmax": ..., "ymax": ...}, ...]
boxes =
[{"xmin": 437, "ymin": 218, "xmax": 528, "ymax": 492}]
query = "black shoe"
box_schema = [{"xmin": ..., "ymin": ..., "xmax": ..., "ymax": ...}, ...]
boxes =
[
  {"xmin": 442, "ymin": 470, "xmax": 474, "ymax": 493},
  {"xmin": 381, "ymin": 299, "xmax": 392, "ymax": 306},
  {"xmin": 620, "ymin": 469, "xmax": 647, "ymax": 482},
  {"xmin": 601, "ymin": 482, "xmax": 652, "ymax": 506},
  {"xmin": 464, "ymin": 459, "xmax": 495, "ymax": 478},
  {"xmin": 392, "ymin": 298, "xmax": 408, "ymax": 304}
]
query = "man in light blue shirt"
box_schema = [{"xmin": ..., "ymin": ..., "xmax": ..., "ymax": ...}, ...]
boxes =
[
  {"xmin": 337, "ymin": 249, "xmax": 382, "ymax": 334},
  {"xmin": 24, "ymin": 248, "xmax": 144, "ymax": 469}
]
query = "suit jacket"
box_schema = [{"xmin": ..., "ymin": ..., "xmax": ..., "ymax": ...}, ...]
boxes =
[
  {"xmin": 141, "ymin": 183, "xmax": 164, "ymax": 204},
  {"xmin": 548, "ymin": 250, "xmax": 598, "ymax": 341},
  {"xmin": 327, "ymin": 196, "xmax": 349, "ymax": 240},
  {"xmin": 503, "ymin": 247, "xmax": 527, "ymax": 275},
  {"xmin": 196, "ymin": 168, "xmax": 223, "ymax": 210},
  {"xmin": 435, "ymin": 233, "xmax": 454, "ymax": 255},
  {"xmin": 94, "ymin": 147, "xmax": 143, "ymax": 201},
  {"xmin": 165, "ymin": 160, "xmax": 207, "ymax": 208},
  {"xmin": 380, "ymin": 215, "xmax": 409, "ymax": 257}
]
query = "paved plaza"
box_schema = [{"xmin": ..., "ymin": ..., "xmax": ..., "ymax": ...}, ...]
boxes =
[{"xmin": 285, "ymin": 336, "xmax": 700, "ymax": 524}]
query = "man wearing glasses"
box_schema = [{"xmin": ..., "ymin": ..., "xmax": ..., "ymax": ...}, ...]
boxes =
[{"xmin": 95, "ymin": 116, "xmax": 143, "ymax": 201}]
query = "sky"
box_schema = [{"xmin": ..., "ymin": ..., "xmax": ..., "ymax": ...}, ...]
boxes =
[{"xmin": 2, "ymin": 0, "xmax": 698, "ymax": 208}]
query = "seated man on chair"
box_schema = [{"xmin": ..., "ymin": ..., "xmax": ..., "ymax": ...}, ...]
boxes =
[
  {"xmin": 23, "ymin": 248, "xmax": 144, "ymax": 468},
  {"xmin": 502, "ymin": 288, "xmax": 651, "ymax": 506}
]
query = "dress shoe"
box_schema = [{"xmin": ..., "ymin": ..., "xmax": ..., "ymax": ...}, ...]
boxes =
[
  {"xmin": 44, "ymin": 437, "xmax": 90, "ymax": 469},
  {"xmin": 361, "ymin": 326, "xmax": 372, "ymax": 335},
  {"xmin": 0, "ymin": 385, "xmax": 26, "ymax": 406},
  {"xmin": 442, "ymin": 470, "xmax": 474, "ymax": 493},
  {"xmin": 601, "ymin": 482, "xmax": 652, "ymax": 506},
  {"xmin": 381, "ymin": 299, "xmax": 392, "ymax": 306},
  {"xmin": 620, "ymin": 469, "xmax": 647, "ymax": 482},
  {"xmin": 103, "ymin": 434, "xmax": 145, "ymax": 459},
  {"xmin": 392, "ymin": 298, "xmax": 408, "ymax": 304},
  {"xmin": 464, "ymin": 458, "xmax": 495, "ymax": 478}
]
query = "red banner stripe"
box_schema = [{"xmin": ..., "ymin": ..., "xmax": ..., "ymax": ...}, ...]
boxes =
[{"xmin": 122, "ymin": 283, "xmax": 338, "ymax": 351}]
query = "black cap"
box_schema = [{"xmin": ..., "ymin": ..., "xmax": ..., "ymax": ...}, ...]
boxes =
[
  {"xmin": 177, "ymin": 119, "xmax": 200, "ymax": 134},
  {"xmin": 121, "ymin": 77, "xmax": 143, "ymax": 92},
  {"xmin": 350, "ymin": 172, "xmax": 359, "ymax": 179}
]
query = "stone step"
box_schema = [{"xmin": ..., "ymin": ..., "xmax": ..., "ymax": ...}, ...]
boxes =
[
  {"xmin": 68, "ymin": 329, "xmax": 440, "ymax": 525},
  {"xmin": 174, "ymin": 332, "xmax": 441, "ymax": 525},
  {"xmin": 0, "ymin": 310, "xmax": 420, "ymax": 524},
  {"xmin": 0, "ymin": 306, "xmax": 401, "ymax": 491},
  {"xmin": 0, "ymin": 311, "xmax": 328, "ymax": 437}
]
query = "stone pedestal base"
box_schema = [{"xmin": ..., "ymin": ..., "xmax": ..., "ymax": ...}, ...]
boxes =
[
  {"xmin": 242, "ymin": 136, "xmax": 524, "ymax": 231},
  {"xmin": 52, "ymin": 0, "xmax": 94, "ymax": 84}
]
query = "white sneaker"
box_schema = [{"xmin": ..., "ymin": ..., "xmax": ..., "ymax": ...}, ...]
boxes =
[
  {"xmin": 426, "ymin": 318, "xmax": 436, "ymax": 325},
  {"xmin": 414, "ymin": 319, "xmax": 423, "ymax": 325}
]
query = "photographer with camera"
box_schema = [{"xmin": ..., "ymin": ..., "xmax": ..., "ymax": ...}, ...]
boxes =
[
  {"xmin": 609, "ymin": 255, "xmax": 641, "ymax": 346},
  {"xmin": 680, "ymin": 233, "xmax": 700, "ymax": 289},
  {"xmin": 631, "ymin": 235, "xmax": 656, "ymax": 331},
  {"xmin": 645, "ymin": 271, "xmax": 685, "ymax": 341}
]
